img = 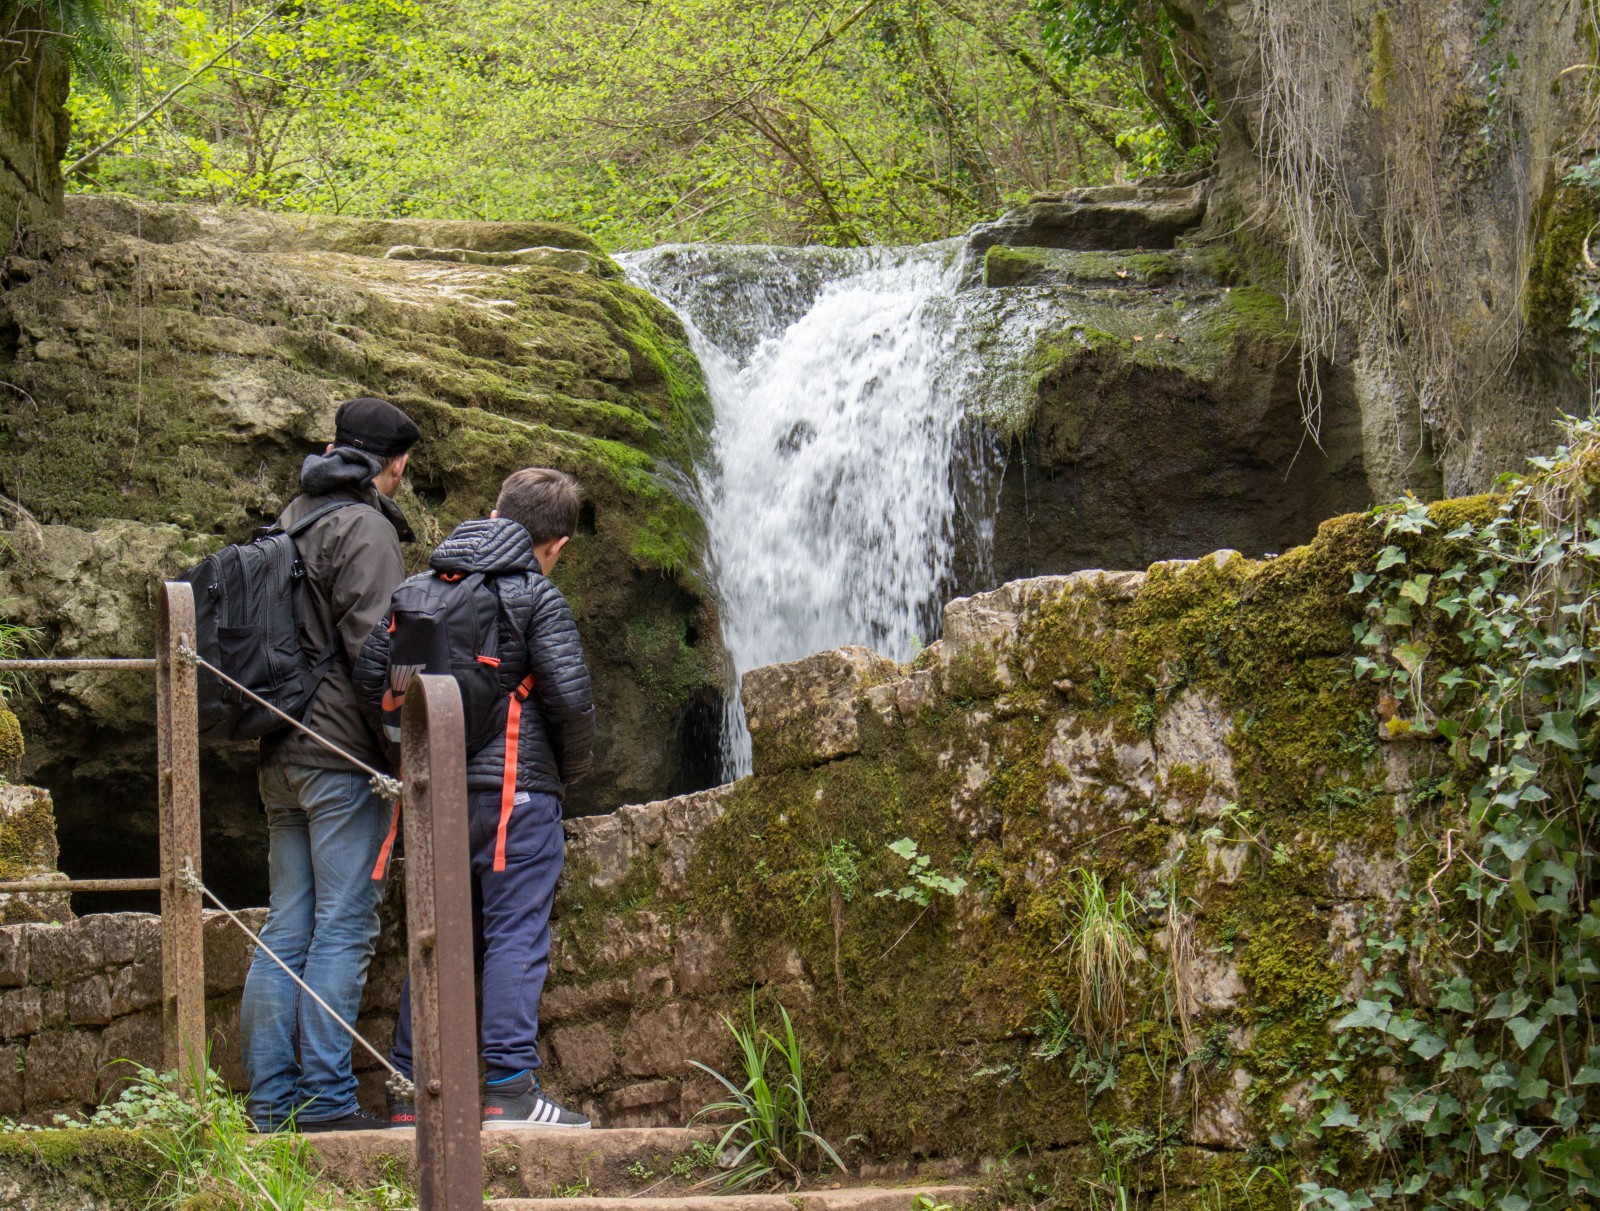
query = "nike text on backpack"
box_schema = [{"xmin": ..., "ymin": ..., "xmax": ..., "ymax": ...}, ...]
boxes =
[
  {"xmin": 378, "ymin": 570, "xmax": 535, "ymax": 872},
  {"xmin": 177, "ymin": 500, "xmax": 363, "ymax": 744}
]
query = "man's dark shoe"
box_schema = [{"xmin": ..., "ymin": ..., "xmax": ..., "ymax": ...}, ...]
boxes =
[
  {"xmin": 482, "ymin": 1071, "xmax": 590, "ymax": 1129},
  {"xmin": 298, "ymin": 1109, "xmax": 394, "ymax": 1133},
  {"xmin": 386, "ymin": 1088, "xmax": 416, "ymax": 1127}
]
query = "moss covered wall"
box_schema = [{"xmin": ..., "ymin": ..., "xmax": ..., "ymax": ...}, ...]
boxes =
[{"xmin": 537, "ymin": 507, "xmax": 1456, "ymax": 1203}]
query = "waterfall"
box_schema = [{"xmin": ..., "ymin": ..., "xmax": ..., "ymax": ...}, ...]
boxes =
[{"xmin": 622, "ymin": 241, "xmax": 1052, "ymax": 777}]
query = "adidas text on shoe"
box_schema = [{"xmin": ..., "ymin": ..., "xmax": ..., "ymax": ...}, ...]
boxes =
[
  {"xmin": 482, "ymin": 1072, "xmax": 590, "ymax": 1129},
  {"xmin": 386, "ymin": 1089, "xmax": 416, "ymax": 1127}
]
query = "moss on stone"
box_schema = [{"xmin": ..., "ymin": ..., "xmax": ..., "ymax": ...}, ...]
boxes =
[
  {"xmin": 0, "ymin": 1127, "xmax": 162, "ymax": 1204},
  {"xmin": 1524, "ymin": 180, "xmax": 1600, "ymax": 344},
  {"xmin": 0, "ymin": 706, "xmax": 22, "ymax": 781}
]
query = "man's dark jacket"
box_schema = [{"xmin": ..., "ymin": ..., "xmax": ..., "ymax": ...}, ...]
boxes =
[
  {"xmin": 260, "ymin": 448, "xmax": 413, "ymax": 774},
  {"xmin": 352, "ymin": 517, "xmax": 595, "ymax": 799}
]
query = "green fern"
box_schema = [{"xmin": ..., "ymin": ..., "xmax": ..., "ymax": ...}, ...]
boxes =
[{"xmin": 27, "ymin": 0, "xmax": 131, "ymax": 102}]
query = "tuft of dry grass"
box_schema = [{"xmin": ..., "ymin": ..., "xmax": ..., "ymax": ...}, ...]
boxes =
[{"xmin": 1059, "ymin": 868, "xmax": 1138, "ymax": 1051}]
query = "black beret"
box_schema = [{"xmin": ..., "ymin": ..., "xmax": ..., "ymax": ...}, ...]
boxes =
[{"xmin": 334, "ymin": 397, "xmax": 421, "ymax": 460}]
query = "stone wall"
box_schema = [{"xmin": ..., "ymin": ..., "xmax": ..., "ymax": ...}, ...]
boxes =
[
  {"xmin": 0, "ymin": 911, "xmax": 264, "ymax": 1120},
  {"xmin": 527, "ymin": 513, "xmax": 1432, "ymax": 1191},
  {"xmin": 0, "ymin": 515, "xmax": 1433, "ymax": 1197}
]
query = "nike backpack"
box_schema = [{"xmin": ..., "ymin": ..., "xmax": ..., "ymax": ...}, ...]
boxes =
[{"xmin": 176, "ymin": 499, "xmax": 362, "ymax": 743}]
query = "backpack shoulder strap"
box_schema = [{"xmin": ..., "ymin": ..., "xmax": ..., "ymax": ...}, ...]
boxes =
[{"xmin": 276, "ymin": 498, "xmax": 368, "ymax": 539}]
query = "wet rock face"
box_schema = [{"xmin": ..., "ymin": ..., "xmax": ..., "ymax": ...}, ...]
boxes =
[
  {"xmin": 0, "ymin": 197, "xmax": 725, "ymax": 906},
  {"xmin": 977, "ymin": 240, "xmax": 1373, "ymax": 581}
]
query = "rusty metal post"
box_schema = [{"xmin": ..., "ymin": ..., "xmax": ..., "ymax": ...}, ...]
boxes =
[
  {"xmin": 157, "ymin": 581, "xmax": 206, "ymax": 1093},
  {"xmin": 401, "ymin": 674, "xmax": 479, "ymax": 1210}
]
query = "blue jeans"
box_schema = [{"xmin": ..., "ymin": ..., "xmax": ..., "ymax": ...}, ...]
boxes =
[
  {"xmin": 240, "ymin": 763, "xmax": 391, "ymax": 1128},
  {"xmin": 393, "ymin": 789, "xmax": 564, "ymax": 1082}
]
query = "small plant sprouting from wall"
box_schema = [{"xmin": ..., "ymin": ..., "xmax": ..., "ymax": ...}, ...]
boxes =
[
  {"xmin": 1304, "ymin": 423, "xmax": 1600, "ymax": 1208},
  {"xmin": 0, "ymin": 620, "xmax": 40, "ymax": 708},
  {"xmin": 1060, "ymin": 868, "xmax": 1137, "ymax": 1053},
  {"xmin": 690, "ymin": 1001, "xmax": 848, "ymax": 1192},
  {"xmin": 876, "ymin": 836, "xmax": 967, "ymax": 957}
]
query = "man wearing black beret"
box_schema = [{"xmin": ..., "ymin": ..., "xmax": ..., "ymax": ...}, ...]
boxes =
[{"xmin": 240, "ymin": 397, "xmax": 420, "ymax": 1133}]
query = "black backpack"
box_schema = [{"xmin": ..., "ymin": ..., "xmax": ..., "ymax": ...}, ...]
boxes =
[
  {"xmin": 375, "ymin": 570, "xmax": 523, "ymax": 763},
  {"xmin": 178, "ymin": 500, "xmax": 364, "ymax": 743}
]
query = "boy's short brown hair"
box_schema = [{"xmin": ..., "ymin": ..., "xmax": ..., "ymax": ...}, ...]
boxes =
[{"xmin": 496, "ymin": 468, "xmax": 581, "ymax": 545}]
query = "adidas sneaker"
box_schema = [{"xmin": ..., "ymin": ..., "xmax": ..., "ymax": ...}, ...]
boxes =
[
  {"xmin": 386, "ymin": 1088, "xmax": 416, "ymax": 1127},
  {"xmin": 482, "ymin": 1071, "xmax": 591, "ymax": 1129}
]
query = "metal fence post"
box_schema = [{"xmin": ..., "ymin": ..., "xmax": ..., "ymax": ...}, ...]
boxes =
[
  {"xmin": 401, "ymin": 674, "xmax": 479, "ymax": 1210},
  {"xmin": 157, "ymin": 581, "xmax": 206, "ymax": 1092}
]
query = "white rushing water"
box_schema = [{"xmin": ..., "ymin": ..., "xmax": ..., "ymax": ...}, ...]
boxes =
[{"xmin": 623, "ymin": 241, "xmax": 1051, "ymax": 776}]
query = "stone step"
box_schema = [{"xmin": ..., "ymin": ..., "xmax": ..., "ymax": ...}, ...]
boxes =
[
  {"xmin": 306, "ymin": 1125, "xmax": 721, "ymax": 1199},
  {"xmin": 487, "ymin": 1186, "xmax": 980, "ymax": 1211}
]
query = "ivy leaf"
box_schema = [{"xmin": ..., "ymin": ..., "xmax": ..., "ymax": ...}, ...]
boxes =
[
  {"xmin": 1384, "ymin": 600, "xmax": 1414, "ymax": 627},
  {"xmin": 1399, "ymin": 574, "xmax": 1433, "ymax": 604},
  {"xmin": 1409, "ymin": 1032, "xmax": 1447, "ymax": 1061},
  {"xmin": 1441, "ymin": 1037, "xmax": 1484, "ymax": 1072},
  {"xmin": 1506, "ymin": 1016, "xmax": 1546, "ymax": 1049},
  {"xmin": 1536, "ymin": 710, "xmax": 1581, "ymax": 751},
  {"xmin": 1349, "ymin": 571, "xmax": 1375, "ymax": 595},
  {"xmin": 1321, "ymin": 1100, "xmax": 1360, "ymax": 1129},
  {"xmin": 1512, "ymin": 1127, "xmax": 1544, "ymax": 1160},
  {"xmin": 1541, "ymin": 984, "xmax": 1579, "ymax": 1018},
  {"xmin": 1487, "ymin": 990, "xmax": 1532, "ymax": 1020},
  {"xmin": 887, "ymin": 838, "xmax": 918, "ymax": 860},
  {"xmin": 1435, "ymin": 976, "xmax": 1475, "ymax": 1012},
  {"xmin": 1393, "ymin": 642, "xmax": 1430, "ymax": 676},
  {"xmin": 1517, "ymin": 1065, "xmax": 1550, "ymax": 1102},
  {"xmin": 1334, "ymin": 1000, "xmax": 1394, "ymax": 1033},
  {"xmin": 1376, "ymin": 545, "xmax": 1407, "ymax": 572}
]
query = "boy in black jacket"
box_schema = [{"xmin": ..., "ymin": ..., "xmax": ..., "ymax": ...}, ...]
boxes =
[{"xmin": 355, "ymin": 467, "xmax": 595, "ymax": 1128}]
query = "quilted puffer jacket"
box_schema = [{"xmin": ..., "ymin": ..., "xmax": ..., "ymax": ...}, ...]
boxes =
[{"xmin": 353, "ymin": 517, "xmax": 595, "ymax": 799}]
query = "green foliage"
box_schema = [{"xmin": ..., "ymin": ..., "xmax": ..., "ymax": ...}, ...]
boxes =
[
  {"xmin": 1034, "ymin": 0, "xmax": 1213, "ymax": 170},
  {"xmin": 819, "ymin": 839, "xmax": 866, "ymax": 902},
  {"xmin": 1565, "ymin": 158, "xmax": 1600, "ymax": 389},
  {"xmin": 0, "ymin": 620, "xmax": 40, "ymax": 706},
  {"xmin": 67, "ymin": 0, "xmax": 1209, "ymax": 246},
  {"xmin": 690, "ymin": 1001, "xmax": 847, "ymax": 1191},
  {"xmin": 669, "ymin": 1140, "xmax": 719, "ymax": 1180},
  {"xmin": 29, "ymin": 0, "xmax": 131, "ymax": 100},
  {"xmin": 1301, "ymin": 425, "xmax": 1600, "ymax": 1209},
  {"xmin": 876, "ymin": 836, "xmax": 967, "ymax": 905}
]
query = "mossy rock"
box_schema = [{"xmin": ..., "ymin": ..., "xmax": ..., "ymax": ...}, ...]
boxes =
[
  {"xmin": 0, "ymin": 197, "xmax": 724, "ymax": 903},
  {"xmin": 0, "ymin": 706, "xmax": 21, "ymax": 781}
]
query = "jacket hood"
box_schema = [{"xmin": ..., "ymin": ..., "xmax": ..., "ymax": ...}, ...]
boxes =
[
  {"xmin": 300, "ymin": 446, "xmax": 385, "ymax": 495},
  {"xmin": 430, "ymin": 518, "xmax": 538, "ymax": 576},
  {"xmin": 294, "ymin": 447, "xmax": 416, "ymax": 543}
]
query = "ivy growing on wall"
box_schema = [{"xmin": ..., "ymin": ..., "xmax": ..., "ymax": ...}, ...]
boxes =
[{"xmin": 1298, "ymin": 430, "xmax": 1600, "ymax": 1209}]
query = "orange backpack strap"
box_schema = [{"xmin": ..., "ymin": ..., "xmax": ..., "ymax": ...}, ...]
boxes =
[
  {"xmin": 372, "ymin": 777, "xmax": 402, "ymax": 881},
  {"xmin": 495, "ymin": 674, "xmax": 537, "ymax": 872}
]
